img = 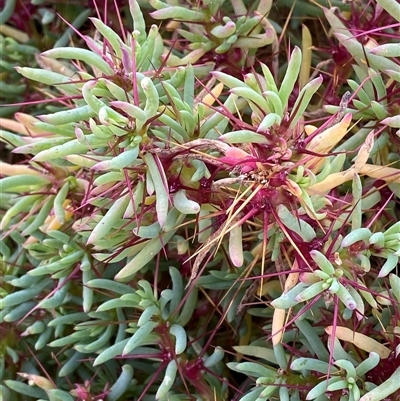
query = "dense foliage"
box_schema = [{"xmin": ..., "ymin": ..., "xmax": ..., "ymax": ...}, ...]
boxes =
[{"xmin": 1, "ymin": 1, "xmax": 399, "ymax": 400}]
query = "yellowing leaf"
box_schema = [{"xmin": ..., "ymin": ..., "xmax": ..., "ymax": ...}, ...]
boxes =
[
  {"xmin": 325, "ymin": 326, "xmax": 391, "ymax": 358},
  {"xmin": 308, "ymin": 131, "xmax": 375, "ymax": 194},
  {"xmin": 304, "ymin": 114, "xmax": 353, "ymax": 171},
  {"xmin": 202, "ymin": 82, "xmax": 224, "ymax": 107},
  {"xmin": 158, "ymin": 105, "xmax": 176, "ymax": 119},
  {"xmin": 18, "ymin": 373, "xmax": 55, "ymax": 390},
  {"xmin": 306, "ymin": 113, "xmax": 352, "ymax": 153},
  {"xmin": 304, "ymin": 124, "xmax": 317, "ymax": 136},
  {"xmin": 284, "ymin": 272, "xmax": 299, "ymax": 293},
  {"xmin": 15, "ymin": 113, "xmax": 50, "ymax": 136},
  {"xmin": 271, "ymin": 308, "xmax": 286, "ymax": 346},
  {"xmin": 258, "ymin": 280, "xmax": 282, "ymax": 296},
  {"xmin": 0, "ymin": 117, "xmax": 30, "ymax": 135},
  {"xmin": 41, "ymin": 200, "xmax": 73, "ymax": 232},
  {"xmin": 354, "ymin": 131, "xmax": 375, "ymax": 171},
  {"xmin": 359, "ymin": 164, "xmax": 400, "ymax": 185},
  {"xmin": 0, "ymin": 162, "xmax": 41, "ymax": 176}
]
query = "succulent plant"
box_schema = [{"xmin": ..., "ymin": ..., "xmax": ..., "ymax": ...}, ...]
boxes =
[{"xmin": 0, "ymin": 0, "xmax": 399, "ymax": 400}]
